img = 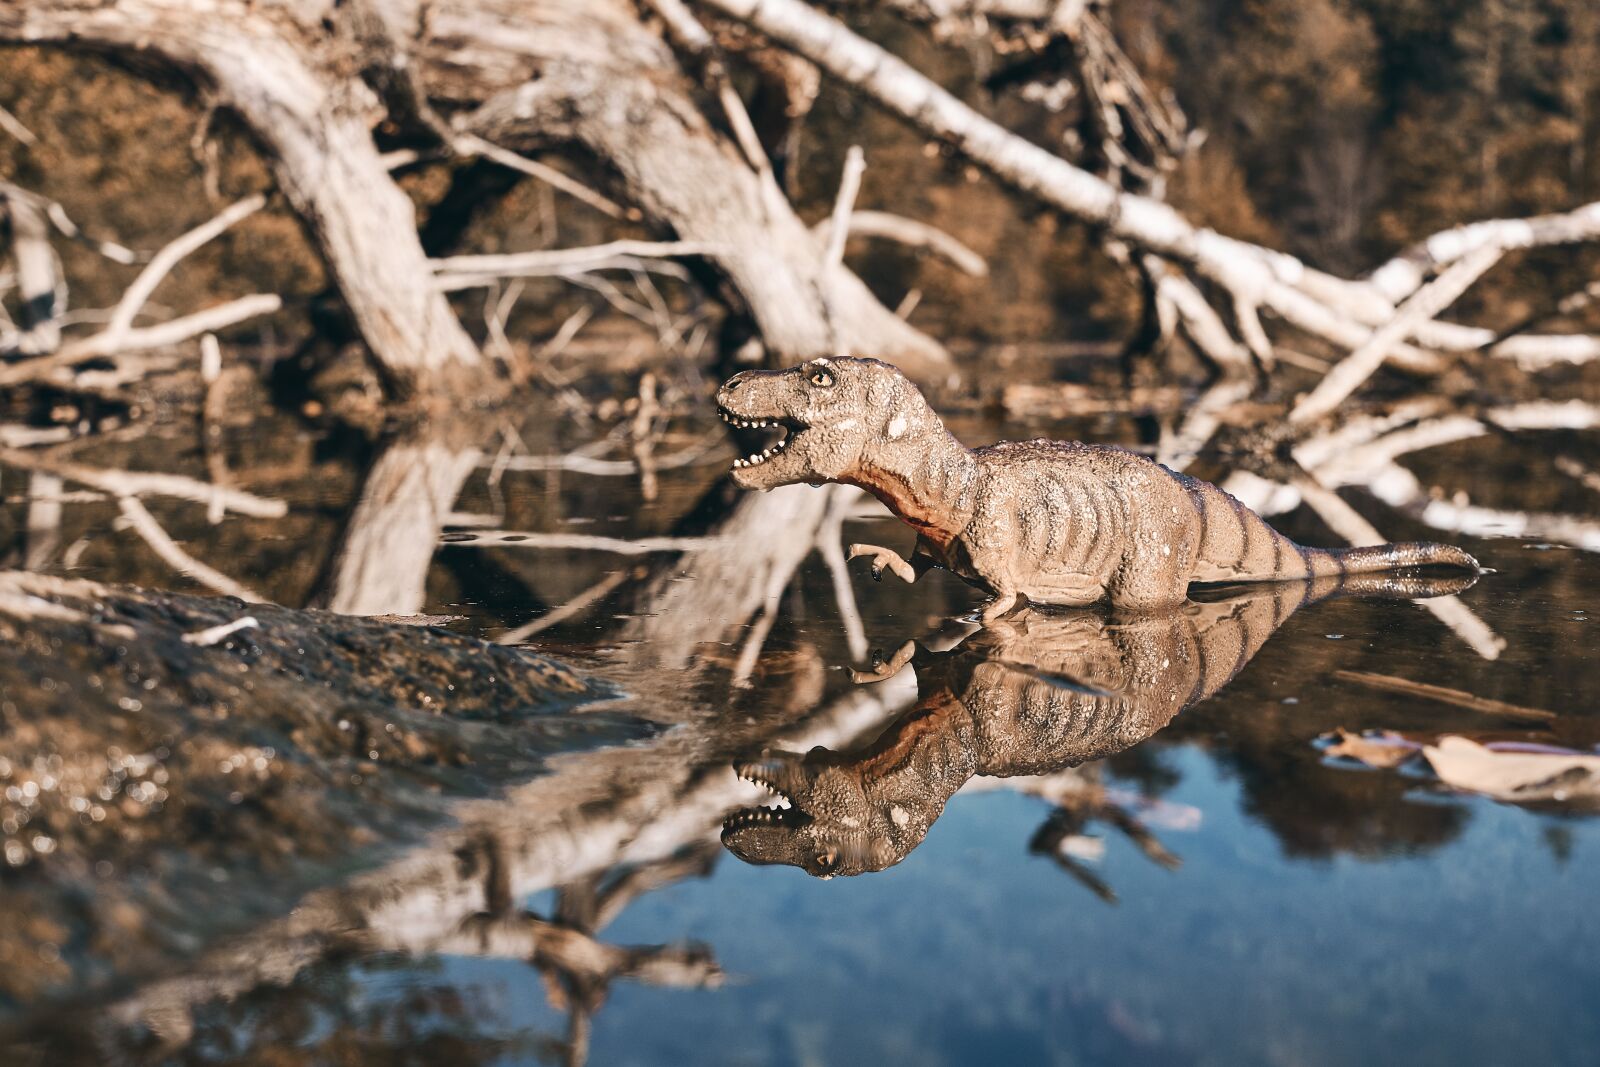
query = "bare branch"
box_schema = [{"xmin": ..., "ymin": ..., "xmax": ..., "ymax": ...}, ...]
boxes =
[
  {"xmin": 498, "ymin": 569, "xmax": 634, "ymax": 644},
  {"xmin": 100, "ymin": 194, "xmax": 267, "ymax": 351},
  {"xmin": 1333, "ymin": 670, "xmax": 1554, "ymax": 724},
  {"xmin": 0, "ymin": 294, "xmax": 282, "ymax": 387},
  {"xmin": 0, "ymin": 103, "xmax": 36, "ymax": 145},
  {"xmin": 432, "ymin": 241, "xmax": 723, "ymax": 291},
  {"xmin": 1290, "ymin": 244, "xmax": 1503, "ymax": 425},
  {"xmin": 810, "ymin": 210, "xmax": 988, "ymax": 276},
  {"xmin": 440, "ymin": 531, "xmax": 724, "ymax": 554},
  {"xmin": 117, "ymin": 496, "xmax": 263, "ymax": 602},
  {"xmin": 1368, "ymin": 200, "xmax": 1600, "ymax": 303},
  {"xmin": 450, "ymin": 133, "xmax": 629, "ymax": 220},
  {"xmin": 0, "ymin": 447, "xmax": 287, "ymax": 518},
  {"xmin": 485, "ymin": 435, "xmax": 727, "ymax": 476},
  {"xmin": 822, "ymin": 145, "xmax": 867, "ymax": 273}
]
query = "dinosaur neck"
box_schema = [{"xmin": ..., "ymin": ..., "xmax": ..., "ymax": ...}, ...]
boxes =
[
  {"xmin": 845, "ymin": 426, "xmax": 977, "ymax": 547},
  {"xmin": 857, "ymin": 692, "xmax": 981, "ymax": 846}
]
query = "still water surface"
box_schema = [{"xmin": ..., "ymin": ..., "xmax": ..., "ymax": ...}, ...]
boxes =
[{"xmin": 3, "ymin": 400, "xmax": 1597, "ymax": 1065}]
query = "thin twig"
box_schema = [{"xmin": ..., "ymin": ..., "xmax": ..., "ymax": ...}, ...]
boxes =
[
  {"xmin": 822, "ymin": 146, "xmax": 866, "ymax": 273},
  {"xmin": 1333, "ymin": 670, "xmax": 1555, "ymax": 723},
  {"xmin": 432, "ymin": 241, "xmax": 721, "ymax": 290},
  {"xmin": 810, "ymin": 210, "xmax": 987, "ymax": 275},
  {"xmin": 100, "ymin": 194, "xmax": 266, "ymax": 351},
  {"xmin": 117, "ymin": 495, "xmax": 262, "ymax": 601},
  {"xmin": 0, "ymin": 103, "xmax": 36, "ymax": 145},
  {"xmin": 451, "ymin": 133, "xmax": 628, "ymax": 220},
  {"xmin": 498, "ymin": 569, "xmax": 634, "ymax": 643},
  {"xmin": 487, "ymin": 434, "xmax": 726, "ymax": 475},
  {"xmin": 0, "ymin": 447, "xmax": 287, "ymax": 517},
  {"xmin": 440, "ymin": 531, "xmax": 724, "ymax": 554}
]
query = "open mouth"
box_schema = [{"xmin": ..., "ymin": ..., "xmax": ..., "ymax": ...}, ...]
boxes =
[
  {"xmin": 723, "ymin": 760, "xmax": 811, "ymax": 830},
  {"xmin": 717, "ymin": 406, "xmax": 804, "ymax": 471}
]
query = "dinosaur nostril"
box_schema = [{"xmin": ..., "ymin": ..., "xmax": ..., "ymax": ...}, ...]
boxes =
[{"xmin": 723, "ymin": 376, "xmax": 742, "ymax": 391}]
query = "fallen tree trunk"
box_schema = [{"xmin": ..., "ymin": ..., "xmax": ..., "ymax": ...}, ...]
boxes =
[
  {"xmin": 1, "ymin": 0, "xmax": 951, "ymax": 393},
  {"xmin": 2, "ymin": 4, "xmax": 485, "ymax": 396}
]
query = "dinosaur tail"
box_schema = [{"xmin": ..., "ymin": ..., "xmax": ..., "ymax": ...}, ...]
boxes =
[
  {"xmin": 1302, "ymin": 541, "xmax": 1480, "ymax": 577},
  {"xmin": 1175, "ymin": 472, "xmax": 1480, "ymax": 584}
]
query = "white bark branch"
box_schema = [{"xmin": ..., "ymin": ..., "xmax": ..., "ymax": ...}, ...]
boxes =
[
  {"xmin": 99, "ymin": 193, "xmax": 266, "ymax": 351},
  {"xmin": 0, "ymin": 448, "xmax": 288, "ymax": 518},
  {"xmin": 1369, "ymin": 200, "xmax": 1600, "ymax": 303},
  {"xmin": 0, "ymin": 295, "xmax": 283, "ymax": 387},
  {"xmin": 441, "ymin": 531, "xmax": 724, "ymax": 554},
  {"xmin": 810, "ymin": 210, "xmax": 988, "ymax": 276},
  {"xmin": 1290, "ymin": 244, "xmax": 1503, "ymax": 425},
  {"xmin": 822, "ymin": 145, "xmax": 867, "ymax": 272},
  {"xmin": 432, "ymin": 241, "xmax": 723, "ymax": 291},
  {"xmin": 116, "ymin": 495, "xmax": 263, "ymax": 602}
]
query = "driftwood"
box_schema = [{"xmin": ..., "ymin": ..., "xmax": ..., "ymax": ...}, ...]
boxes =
[
  {"xmin": 5, "ymin": 0, "xmax": 1599, "ymax": 414},
  {"xmin": 0, "ymin": 0, "xmax": 952, "ymax": 401},
  {"xmin": 704, "ymin": 0, "xmax": 1600, "ymax": 398}
]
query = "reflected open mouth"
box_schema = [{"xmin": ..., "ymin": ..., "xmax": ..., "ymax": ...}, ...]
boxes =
[
  {"xmin": 723, "ymin": 761, "xmax": 812, "ymax": 830},
  {"xmin": 717, "ymin": 406, "xmax": 806, "ymax": 470}
]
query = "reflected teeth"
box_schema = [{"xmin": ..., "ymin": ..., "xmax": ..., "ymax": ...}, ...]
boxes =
[{"xmin": 736, "ymin": 772, "xmax": 792, "ymax": 808}]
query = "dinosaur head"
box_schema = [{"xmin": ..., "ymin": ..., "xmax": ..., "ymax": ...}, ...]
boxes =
[
  {"xmin": 715, "ymin": 358, "xmax": 938, "ymax": 491},
  {"xmin": 720, "ymin": 751, "xmax": 914, "ymax": 877}
]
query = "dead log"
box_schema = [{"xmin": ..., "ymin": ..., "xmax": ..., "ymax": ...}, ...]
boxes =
[{"xmin": 1, "ymin": 0, "xmax": 951, "ymax": 392}]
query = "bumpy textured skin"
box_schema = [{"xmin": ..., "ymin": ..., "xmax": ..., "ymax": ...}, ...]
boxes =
[
  {"xmin": 717, "ymin": 358, "xmax": 1479, "ymax": 618},
  {"xmin": 720, "ymin": 573, "xmax": 1474, "ymax": 877}
]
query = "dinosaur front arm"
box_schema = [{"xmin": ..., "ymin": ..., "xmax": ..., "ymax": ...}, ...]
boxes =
[{"xmin": 847, "ymin": 543, "xmax": 928, "ymax": 584}]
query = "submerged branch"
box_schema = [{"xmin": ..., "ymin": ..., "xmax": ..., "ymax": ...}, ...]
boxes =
[
  {"xmin": 0, "ymin": 448, "xmax": 287, "ymax": 518},
  {"xmin": 116, "ymin": 496, "xmax": 263, "ymax": 602}
]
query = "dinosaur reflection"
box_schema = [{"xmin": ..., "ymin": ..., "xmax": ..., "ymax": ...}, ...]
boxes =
[{"xmin": 721, "ymin": 572, "xmax": 1476, "ymax": 878}]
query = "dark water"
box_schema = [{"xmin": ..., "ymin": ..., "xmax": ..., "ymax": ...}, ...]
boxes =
[{"xmin": 2, "ymin": 396, "xmax": 1598, "ymax": 1066}]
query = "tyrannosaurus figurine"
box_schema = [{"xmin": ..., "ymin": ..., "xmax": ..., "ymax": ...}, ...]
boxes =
[{"xmin": 716, "ymin": 358, "xmax": 1478, "ymax": 619}]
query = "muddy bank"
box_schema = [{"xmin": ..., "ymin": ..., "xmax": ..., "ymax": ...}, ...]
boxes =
[{"xmin": 0, "ymin": 573, "xmax": 649, "ymax": 1014}]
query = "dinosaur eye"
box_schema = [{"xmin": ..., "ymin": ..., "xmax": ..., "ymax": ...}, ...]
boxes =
[
  {"xmin": 815, "ymin": 851, "xmax": 838, "ymax": 871},
  {"xmin": 809, "ymin": 367, "xmax": 835, "ymax": 388}
]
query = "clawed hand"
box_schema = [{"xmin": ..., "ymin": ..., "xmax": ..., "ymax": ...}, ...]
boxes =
[
  {"xmin": 850, "ymin": 639, "xmax": 917, "ymax": 684},
  {"xmin": 847, "ymin": 543, "xmax": 918, "ymax": 584}
]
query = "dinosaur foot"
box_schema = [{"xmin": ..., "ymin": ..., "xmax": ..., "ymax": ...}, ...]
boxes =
[{"xmin": 979, "ymin": 591, "xmax": 1021, "ymax": 623}]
